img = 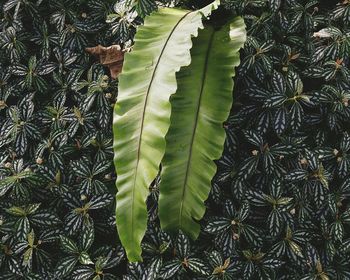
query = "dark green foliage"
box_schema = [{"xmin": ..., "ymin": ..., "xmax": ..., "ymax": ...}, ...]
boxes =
[
  {"xmin": 0, "ymin": 0, "xmax": 126, "ymax": 278},
  {"xmin": 1, "ymin": 0, "xmax": 350, "ymax": 279}
]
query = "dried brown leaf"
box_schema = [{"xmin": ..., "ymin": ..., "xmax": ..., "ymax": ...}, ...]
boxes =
[{"xmin": 86, "ymin": 44, "xmax": 125, "ymax": 79}]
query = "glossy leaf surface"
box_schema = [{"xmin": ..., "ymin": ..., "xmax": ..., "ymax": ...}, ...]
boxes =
[{"xmin": 159, "ymin": 18, "xmax": 246, "ymax": 238}]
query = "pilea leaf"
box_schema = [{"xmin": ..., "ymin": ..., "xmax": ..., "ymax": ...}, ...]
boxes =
[
  {"xmin": 113, "ymin": 0, "xmax": 220, "ymax": 262},
  {"xmin": 158, "ymin": 18, "xmax": 246, "ymax": 239}
]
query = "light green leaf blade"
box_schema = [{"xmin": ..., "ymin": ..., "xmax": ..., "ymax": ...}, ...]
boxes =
[
  {"xmin": 158, "ymin": 17, "xmax": 246, "ymax": 239},
  {"xmin": 113, "ymin": 1, "xmax": 219, "ymax": 262}
]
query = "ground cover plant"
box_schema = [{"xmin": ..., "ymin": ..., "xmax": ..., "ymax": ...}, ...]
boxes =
[{"xmin": 0, "ymin": 0, "xmax": 350, "ymax": 279}]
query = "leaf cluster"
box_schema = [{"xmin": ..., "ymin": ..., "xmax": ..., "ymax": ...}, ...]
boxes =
[{"xmin": 1, "ymin": 0, "xmax": 350, "ymax": 279}]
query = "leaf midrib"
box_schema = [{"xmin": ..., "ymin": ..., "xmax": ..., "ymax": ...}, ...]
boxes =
[
  {"xmin": 130, "ymin": 10, "xmax": 194, "ymax": 238},
  {"xmin": 178, "ymin": 28, "xmax": 216, "ymax": 228}
]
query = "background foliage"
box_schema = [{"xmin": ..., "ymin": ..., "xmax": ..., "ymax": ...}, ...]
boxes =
[{"xmin": 0, "ymin": 0, "xmax": 350, "ymax": 279}]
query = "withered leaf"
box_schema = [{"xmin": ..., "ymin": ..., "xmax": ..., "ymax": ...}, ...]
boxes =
[{"xmin": 86, "ymin": 44, "xmax": 125, "ymax": 79}]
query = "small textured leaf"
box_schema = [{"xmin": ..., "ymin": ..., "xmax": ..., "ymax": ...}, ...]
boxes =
[
  {"xmin": 188, "ymin": 258, "xmax": 210, "ymax": 275},
  {"xmin": 79, "ymin": 251, "xmax": 93, "ymax": 265},
  {"xmin": 204, "ymin": 219, "xmax": 231, "ymax": 234},
  {"xmin": 285, "ymin": 169, "xmax": 308, "ymax": 182},
  {"xmin": 79, "ymin": 224, "xmax": 94, "ymax": 251},
  {"xmin": 55, "ymin": 256, "xmax": 78, "ymax": 278},
  {"xmin": 30, "ymin": 211, "xmax": 61, "ymax": 227},
  {"xmin": 60, "ymin": 235, "xmax": 79, "ymax": 254},
  {"xmin": 15, "ymin": 217, "xmax": 31, "ymax": 240},
  {"xmin": 159, "ymin": 260, "xmax": 181, "ymax": 279},
  {"xmin": 175, "ymin": 231, "xmax": 190, "ymax": 258},
  {"xmin": 89, "ymin": 193, "xmax": 113, "ymax": 209}
]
